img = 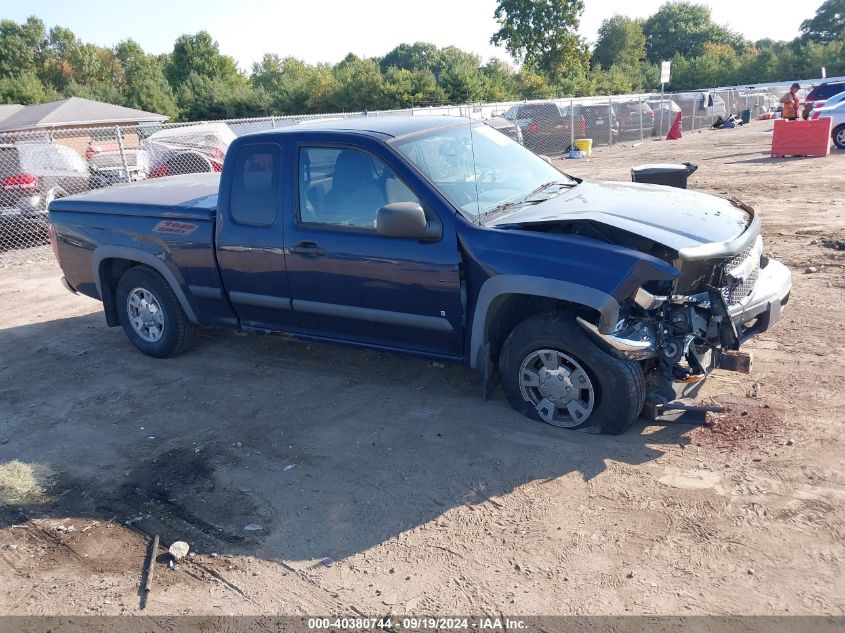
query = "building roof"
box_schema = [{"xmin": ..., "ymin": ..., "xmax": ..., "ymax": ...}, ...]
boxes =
[
  {"xmin": 0, "ymin": 97, "xmax": 169, "ymax": 132},
  {"xmin": 0, "ymin": 104, "xmax": 25, "ymax": 124}
]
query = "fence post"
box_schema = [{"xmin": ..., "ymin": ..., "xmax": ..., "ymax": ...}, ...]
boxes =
[
  {"xmin": 608, "ymin": 98, "xmax": 613, "ymax": 147},
  {"xmin": 115, "ymin": 126, "xmax": 131, "ymax": 184},
  {"xmin": 570, "ymin": 97, "xmax": 575, "ymax": 148},
  {"xmin": 658, "ymin": 90, "xmax": 665, "ymax": 140},
  {"xmin": 270, "ymin": 116, "xmax": 276, "ymax": 129},
  {"xmin": 639, "ymin": 97, "xmax": 644, "ymax": 143},
  {"xmin": 692, "ymin": 95, "xmax": 696, "ymax": 132}
]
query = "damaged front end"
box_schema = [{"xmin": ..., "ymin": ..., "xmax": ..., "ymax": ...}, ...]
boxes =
[{"xmin": 576, "ymin": 207, "xmax": 792, "ymax": 410}]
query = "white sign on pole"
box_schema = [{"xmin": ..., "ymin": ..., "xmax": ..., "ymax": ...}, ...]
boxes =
[{"xmin": 660, "ymin": 61, "xmax": 671, "ymax": 84}]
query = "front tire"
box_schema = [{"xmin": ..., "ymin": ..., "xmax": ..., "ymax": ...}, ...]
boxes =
[
  {"xmin": 116, "ymin": 266, "xmax": 196, "ymax": 358},
  {"xmin": 499, "ymin": 311, "xmax": 645, "ymax": 435}
]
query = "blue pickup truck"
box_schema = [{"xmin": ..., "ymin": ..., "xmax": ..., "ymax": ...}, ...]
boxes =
[{"xmin": 48, "ymin": 116, "xmax": 791, "ymax": 434}]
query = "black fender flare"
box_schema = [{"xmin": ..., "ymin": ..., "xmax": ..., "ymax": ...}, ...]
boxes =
[
  {"xmin": 468, "ymin": 274, "xmax": 620, "ymax": 370},
  {"xmin": 92, "ymin": 246, "xmax": 199, "ymax": 323}
]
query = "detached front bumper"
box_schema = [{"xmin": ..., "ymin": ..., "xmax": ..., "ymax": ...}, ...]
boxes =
[{"xmin": 729, "ymin": 257, "xmax": 792, "ymax": 344}]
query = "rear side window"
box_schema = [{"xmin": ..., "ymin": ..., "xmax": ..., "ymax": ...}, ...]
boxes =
[
  {"xmin": 818, "ymin": 83, "xmax": 845, "ymax": 99},
  {"xmin": 522, "ymin": 103, "xmax": 559, "ymax": 119},
  {"xmin": 16, "ymin": 145, "xmax": 53, "ymax": 172},
  {"xmin": 229, "ymin": 144, "xmax": 280, "ymax": 226}
]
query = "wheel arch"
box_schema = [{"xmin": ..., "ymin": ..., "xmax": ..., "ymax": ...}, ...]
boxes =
[
  {"xmin": 93, "ymin": 246, "xmax": 199, "ymax": 327},
  {"xmin": 468, "ymin": 275, "xmax": 619, "ymax": 370}
]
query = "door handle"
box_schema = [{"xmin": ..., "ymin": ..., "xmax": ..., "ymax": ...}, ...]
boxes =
[{"xmin": 290, "ymin": 241, "xmax": 326, "ymax": 256}]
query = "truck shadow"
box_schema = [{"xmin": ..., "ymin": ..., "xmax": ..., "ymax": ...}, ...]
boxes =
[{"xmin": 1, "ymin": 313, "xmax": 695, "ymax": 564}]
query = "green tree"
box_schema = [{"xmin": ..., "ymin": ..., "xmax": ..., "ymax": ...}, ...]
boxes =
[
  {"xmin": 434, "ymin": 47, "xmax": 482, "ymax": 102},
  {"xmin": 480, "ymin": 58, "xmax": 519, "ymax": 101},
  {"xmin": 175, "ymin": 71, "xmax": 262, "ymax": 121},
  {"xmin": 643, "ymin": 2, "xmax": 747, "ymax": 62},
  {"xmin": 41, "ymin": 26, "xmax": 84, "ymax": 89},
  {"xmin": 379, "ymin": 42, "xmax": 441, "ymax": 74},
  {"xmin": 592, "ymin": 15, "xmax": 645, "ymax": 69},
  {"xmin": 0, "ymin": 71, "xmax": 58, "ymax": 104},
  {"xmin": 331, "ymin": 56, "xmax": 387, "ymax": 111},
  {"xmin": 252, "ymin": 54, "xmax": 314, "ymax": 113},
  {"xmin": 166, "ymin": 32, "xmax": 242, "ymax": 88},
  {"xmin": 0, "ymin": 17, "xmax": 47, "ymax": 78},
  {"xmin": 515, "ymin": 68, "xmax": 556, "ymax": 99},
  {"xmin": 114, "ymin": 39, "xmax": 178, "ymax": 117},
  {"xmin": 800, "ymin": 0, "xmax": 845, "ymax": 43},
  {"xmin": 490, "ymin": 0, "xmax": 587, "ymax": 81},
  {"xmin": 670, "ymin": 42, "xmax": 740, "ymax": 89}
]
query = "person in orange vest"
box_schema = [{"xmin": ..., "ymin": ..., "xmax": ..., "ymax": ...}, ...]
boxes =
[{"xmin": 780, "ymin": 83, "xmax": 801, "ymax": 120}]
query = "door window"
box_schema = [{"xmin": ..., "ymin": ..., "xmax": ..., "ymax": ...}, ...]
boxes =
[
  {"xmin": 229, "ymin": 144, "xmax": 280, "ymax": 226},
  {"xmin": 298, "ymin": 147, "xmax": 420, "ymax": 230}
]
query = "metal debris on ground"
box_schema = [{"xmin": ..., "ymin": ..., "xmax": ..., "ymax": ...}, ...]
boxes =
[{"xmin": 143, "ymin": 534, "xmax": 160, "ymax": 599}]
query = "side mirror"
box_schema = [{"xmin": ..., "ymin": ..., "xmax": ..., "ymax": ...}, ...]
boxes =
[{"xmin": 376, "ymin": 202, "xmax": 441, "ymax": 240}]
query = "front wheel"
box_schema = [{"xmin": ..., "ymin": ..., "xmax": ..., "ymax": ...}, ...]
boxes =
[
  {"xmin": 833, "ymin": 125, "xmax": 845, "ymax": 150},
  {"xmin": 499, "ymin": 312, "xmax": 645, "ymax": 434},
  {"xmin": 116, "ymin": 266, "xmax": 196, "ymax": 358}
]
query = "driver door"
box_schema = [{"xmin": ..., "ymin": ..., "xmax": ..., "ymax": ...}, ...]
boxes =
[{"xmin": 284, "ymin": 143, "xmax": 463, "ymax": 357}]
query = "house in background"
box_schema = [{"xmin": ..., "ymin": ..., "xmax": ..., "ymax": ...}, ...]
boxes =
[
  {"xmin": 0, "ymin": 97, "xmax": 170, "ymax": 154},
  {"xmin": 0, "ymin": 97, "xmax": 168, "ymax": 134},
  {"xmin": 0, "ymin": 104, "xmax": 25, "ymax": 126}
]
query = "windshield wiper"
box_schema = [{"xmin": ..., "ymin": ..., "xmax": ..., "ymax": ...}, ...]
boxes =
[
  {"xmin": 480, "ymin": 196, "xmax": 525, "ymax": 218},
  {"xmin": 480, "ymin": 180, "xmax": 576, "ymax": 219},
  {"xmin": 521, "ymin": 179, "xmax": 576, "ymax": 202}
]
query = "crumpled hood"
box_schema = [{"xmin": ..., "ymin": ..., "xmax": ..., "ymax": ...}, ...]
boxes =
[{"xmin": 487, "ymin": 180, "xmax": 753, "ymax": 252}]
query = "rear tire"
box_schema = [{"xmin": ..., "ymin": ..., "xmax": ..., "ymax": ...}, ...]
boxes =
[
  {"xmin": 499, "ymin": 311, "xmax": 645, "ymax": 435},
  {"xmin": 833, "ymin": 125, "xmax": 845, "ymax": 150},
  {"xmin": 116, "ymin": 266, "xmax": 196, "ymax": 358}
]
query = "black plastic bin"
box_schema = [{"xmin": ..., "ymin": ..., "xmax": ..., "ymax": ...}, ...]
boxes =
[{"xmin": 631, "ymin": 162, "xmax": 698, "ymax": 189}]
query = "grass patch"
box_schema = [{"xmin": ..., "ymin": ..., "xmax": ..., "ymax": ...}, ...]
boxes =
[{"xmin": 0, "ymin": 460, "xmax": 55, "ymax": 506}]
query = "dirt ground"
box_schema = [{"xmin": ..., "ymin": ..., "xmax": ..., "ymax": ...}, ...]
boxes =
[{"xmin": 0, "ymin": 123, "xmax": 843, "ymax": 617}]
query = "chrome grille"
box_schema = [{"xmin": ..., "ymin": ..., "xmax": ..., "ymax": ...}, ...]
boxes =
[{"xmin": 720, "ymin": 236, "xmax": 762, "ymax": 306}]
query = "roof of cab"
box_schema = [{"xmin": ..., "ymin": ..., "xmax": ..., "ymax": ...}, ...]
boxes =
[{"xmin": 260, "ymin": 114, "xmax": 471, "ymax": 139}]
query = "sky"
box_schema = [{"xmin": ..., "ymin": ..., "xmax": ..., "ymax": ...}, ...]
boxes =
[{"xmin": 4, "ymin": 0, "xmax": 813, "ymax": 71}]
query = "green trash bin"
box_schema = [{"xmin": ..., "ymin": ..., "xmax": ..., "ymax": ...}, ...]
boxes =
[{"xmin": 740, "ymin": 109, "xmax": 751, "ymax": 124}]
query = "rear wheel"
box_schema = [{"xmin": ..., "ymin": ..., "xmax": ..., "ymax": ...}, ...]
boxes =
[
  {"xmin": 833, "ymin": 125, "xmax": 845, "ymax": 150},
  {"xmin": 499, "ymin": 311, "xmax": 645, "ymax": 434},
  {"xmin": 116, "ymin": 266, "xmax": 196, "ymax": 358}
]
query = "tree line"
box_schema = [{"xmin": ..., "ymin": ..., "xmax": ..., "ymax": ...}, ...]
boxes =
[{"xmin": 0, "ymin": 0, "xmax": 842, "ymax": 122}]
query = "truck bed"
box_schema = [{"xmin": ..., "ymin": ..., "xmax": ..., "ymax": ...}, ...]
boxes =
[
  {"xmin": 50, "ymin": 173, "xmax": 220, "ymax": 219},
  {"xmin": 49, "ymin": 173, "xmax": 237, "ymax": 329}
]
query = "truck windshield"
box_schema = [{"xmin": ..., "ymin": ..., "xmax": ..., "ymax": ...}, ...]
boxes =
[{"xmin": 391, "ymin": 122, "xmax": 574, "ymax": 221}]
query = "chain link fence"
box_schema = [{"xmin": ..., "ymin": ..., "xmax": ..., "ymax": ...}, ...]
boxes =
[{"xmin": 0, "ymin": 82, "xmax": 797, "ymax": 252}]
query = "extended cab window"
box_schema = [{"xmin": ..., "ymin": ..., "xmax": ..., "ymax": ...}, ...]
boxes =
[
  {"xmin": 298, "ymin": 147, "xmax": 419, "ymax": 230},
  {"xmin": 230, "ymin": 144, "xmax": 280, "ymax": 226}
]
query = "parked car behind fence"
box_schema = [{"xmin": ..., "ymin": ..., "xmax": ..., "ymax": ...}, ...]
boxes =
[
  {"xmin": 673, "ymin": 92, "xmax": 727, "ymax": 129},
  {"xmin": 811, "ymin": 100, "xmax": 845, "ymax": 149},
  {"xmin": 0, "ymin": 142, "xmax": 90, "ymax": 248},
  {"xmin": 803, "ymin": 81, "xmax": 845, "ymax": 120},
  {"xmin": 145, "ymin": 122, "xmax": 235, "ymax": 178}
]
